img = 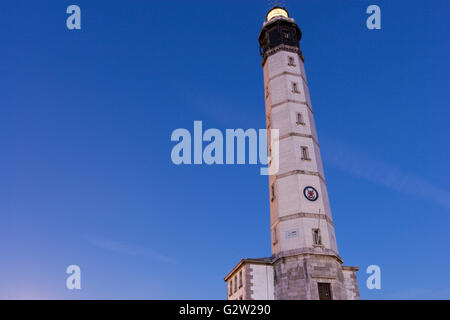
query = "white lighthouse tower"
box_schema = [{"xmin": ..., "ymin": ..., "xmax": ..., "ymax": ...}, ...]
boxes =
[{"xmin": 224, "ymin": 7, "xmax": 360, "ymax": 300}]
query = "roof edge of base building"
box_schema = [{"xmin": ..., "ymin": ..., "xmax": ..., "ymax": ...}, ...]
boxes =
[
  {"xmin": 224, "ymin": 257, "xmax": 272, "ymax": 281},
  {"xmin": 224, "ymin": 250, "xmax": 350, "ymax": 281}
]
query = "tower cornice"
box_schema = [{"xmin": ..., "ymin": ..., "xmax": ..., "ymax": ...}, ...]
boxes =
[{"xmin": 261, "ymin": 44, "xmax": 305, "ymax": 67}]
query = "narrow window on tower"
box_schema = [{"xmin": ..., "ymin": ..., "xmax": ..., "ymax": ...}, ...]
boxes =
[
  {"xmin": 271, "ymin": 183, "xmax": 276, "ymax": 201},
  {"xmin": 239, "ymin": 271, "xmax": 243, "ymax": 288},
  {"xmin": 313, "ymin": 228, "xmax": 322, "ymax": 246},
  {"xmin": 296, "ymin": 112, "xmax": 305, "ymax": 125},
  {"xmin": 265, "ymin": 85, "xmax": 270, "ymax": 98},
  {"xmin": 291, "ymin": 82, "xmax": 300, "ymax": 94},
  {"xmin": 282, "ymin": 28, "xmax": 292, "ymax": 40},
  {"xmin": 288, "ymin": 56, "xmax": 296, "ymax": 67},
  {"xmin": 234, "ymin": 277, "xmax": 237, "ymax": 292},
  {"xmin": 301, "ymin": 146, "xmax": 310, "ymax": 161},
  {"xmin": 267, "ymin": 114, "xmax": 271, "ymax": 128},
  {"xmin": 272, "ymin": 228, "xmax": 278, "ymax": 244},
  {"xmin": 229, "ymin": 280, "xmax": 233, "ymax": 295},
  {"xmin": 268, "ymin": 147, "xmax": 272, "ymax": 166}
]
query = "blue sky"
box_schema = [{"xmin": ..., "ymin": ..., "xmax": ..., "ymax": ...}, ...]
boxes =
[{"xmin": 0, "ymin": 0, "xmax": 449, "ymax": 299}]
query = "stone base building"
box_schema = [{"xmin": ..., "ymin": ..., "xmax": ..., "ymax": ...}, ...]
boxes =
[{"xmin": 225, "ymin": 254, "xmax": 359, "ymax": 300}]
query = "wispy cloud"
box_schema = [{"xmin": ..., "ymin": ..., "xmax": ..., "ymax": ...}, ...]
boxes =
[
  {"xmin": 85, "ymin": 235, "xmax": 177, "ymax": 264},
  {"xmin": 321, "ymin": 138, "xmax": 450, "ymax": 209}
]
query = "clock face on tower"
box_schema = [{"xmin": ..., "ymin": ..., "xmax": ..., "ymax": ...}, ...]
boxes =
[{"xmin": 303, "ymin": 186, "xmax": 319, "ymax": 202}]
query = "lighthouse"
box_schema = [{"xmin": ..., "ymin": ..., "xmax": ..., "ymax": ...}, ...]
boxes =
[{"xmin": 224, "ymin": 7, "xmax": 360, "ymax": 300}]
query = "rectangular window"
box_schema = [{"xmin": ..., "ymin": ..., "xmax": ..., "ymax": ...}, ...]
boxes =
[
  {"xmin": 239, "ymin": 271, "xmax": 243, "ymax": 288},
  {"xmin": 318, "ymin": 283, "xmax": 332, "ymax": 300},
  {"xmin": 288, "ymin": 56, "xmax": 296, "ymax": 67},
  {"xmin": 313, "ymin": 228, "xmax": 322, "ymax": 245},
  {"xmin": 301, "ymin": 146, "xmax": 310, "ymax": 160},
  {"xmin": 296, "ymin": 113, "xmax": 305, "ymax": 125},
  {"xmin": 267, "ymin": 148, "xmax": 272, "ymax": 167},
  {"xmin": 234, "ymin": 277, "xmax": 237, "ymax": 291},
  {"xmin": 271, "ymin": 184, "xmax": 276, "ymax": 201},
  {"xmin": 291, "ymin": 82, "xmax": 300, "ymax": 94},
  {"xmin": 282, "ymin": 28, "xmax": 293, "ymax": 40},
  {"xmin": 229, "ymin": 280, "xmax": 232, "ymax": 296},
  {"xmin": 272, "ymin": 228, "xmax": 278, "ymax": 244}
]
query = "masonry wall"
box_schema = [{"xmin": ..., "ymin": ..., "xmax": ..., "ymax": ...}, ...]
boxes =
[
  {"xmin": 342, "ymin": 268, "xmax": 360, "ymax": 300},
  {"xmin": 249, "ymin": 264, "xmax": 274, "ymax": 300},
  {"xmin": 273, "ymin": 254, "xmax": 350, "ymax": 300}
]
